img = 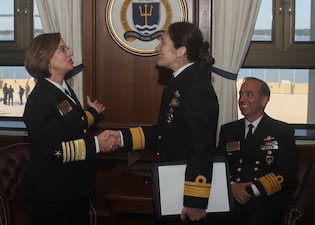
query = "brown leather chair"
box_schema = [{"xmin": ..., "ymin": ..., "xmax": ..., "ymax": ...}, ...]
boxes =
[
  {"xmin": 0, "ymin": 143, "xmax": 97, "ymax": 225},
  {"xmin": 0, "ymin": 143, "xmax": 31, "ymax": 225},
  {"xmin": 282, "ymin": 163, "xmax": 315, "ymax": 225}
]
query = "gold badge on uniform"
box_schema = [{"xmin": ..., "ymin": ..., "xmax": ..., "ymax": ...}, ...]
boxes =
[
  {"xmin": 266, "ymin": 155, "xmax": 274, "ymax": 165},
  {"xmin": 55, "ymin": 150, "xmax": 62, "ymax": 157},
  {"xmin": 57, "ymin": 100, "xmax": 73, "ymax": 116},
  {"xmin": 174, "ymin": 90, "xmax": 180, "ymax": 97},
  {"xmin": 264, "ymin": 136, "xmax": 275, "ymax": 141},
  {"xmin": 226, "ymin": 141, "xmax": 240, "ymax": 153}
]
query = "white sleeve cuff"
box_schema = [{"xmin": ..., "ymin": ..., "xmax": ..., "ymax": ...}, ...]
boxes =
[
  {"xmin": 252, "ymin": 184, "xmax": 261, "ymax": 197},
  {"xmin": 119, "ymin": 130, "xmax": 124, "ymax": 147},
  {"xmin": 94, "ymin": 136, "xmax": 100, "ymax": 153}
]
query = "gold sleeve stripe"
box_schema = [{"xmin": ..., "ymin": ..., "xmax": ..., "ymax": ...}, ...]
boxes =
[
  {"xmin": 66, "ymin": 142, "xmax": 71, "ymax": 163},
  {"xmin": 62, "ymin": 142, "xmax": 67, "ymax": 163},
  {"xmin": 74, "ymin": 139, "xmax": 87, "ymax": 161},
  {"xmin": 184, "ymin": 175, "xmax": 211, "ymax": 198},
  {"xmin": 61, "ymin": 139, "xmax": 87, "ymax": 163},
  {"xmin": 70, "ymin": 141, "xmax": 75, "ymax": 162},
  {"xmin": 258, "ymin": 173, "xmax": 284, "ymax": 196},
  {"xmin": 130, "ymin": 127, "xmax": 145, "ymax": 150},
  {"xmin": 85, "ymin": 111, "xmax": 94, "ymax": 127}
]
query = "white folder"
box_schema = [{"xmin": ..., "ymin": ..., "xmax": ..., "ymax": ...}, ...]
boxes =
[{"xmin": 151, "ymin": 156, "xmax": 234, "ymax": 217}]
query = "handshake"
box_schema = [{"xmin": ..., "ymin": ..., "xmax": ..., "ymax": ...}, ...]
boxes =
[{"xmin": 97, "ymin": 130, "xmax": 122, "ymax": 153}]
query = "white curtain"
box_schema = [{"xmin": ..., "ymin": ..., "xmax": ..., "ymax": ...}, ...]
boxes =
[
  {"xmin": 212, "ymin": 0, "xmax": 262, "ymax": 139},
  {"xmin": 36, "ymin": 0, "xmax": 84, "ymax": 104}
]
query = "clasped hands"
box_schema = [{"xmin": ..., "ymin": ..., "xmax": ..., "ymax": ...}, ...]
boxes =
[
  {"xmin": 231, "ymin": 182, "xmax": 253, "ymax": 205},
  {"xmin": 97, "ymin": 130, "xmax": 122, "ymax": 153}
]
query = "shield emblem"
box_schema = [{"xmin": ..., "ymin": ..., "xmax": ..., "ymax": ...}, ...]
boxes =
[
  {"xmin": 133, "ymin": 3, "xmax": 160, "ymax": 35},
  {"xmin": 266, "ymin": 155, "xmax": 274, "ymax": 165}
]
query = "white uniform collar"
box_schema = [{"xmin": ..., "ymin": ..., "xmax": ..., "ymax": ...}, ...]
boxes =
[
  {"xmin": 245, "ymin": 114, "xmax": 264, "ymax": 136},
  {"xmin": 45, "ymin": 78, "xmax": 76, "ymax": 103},
  {"xmin": 172, "ymin": 62, "xmax": 194, "ymax": 78}
]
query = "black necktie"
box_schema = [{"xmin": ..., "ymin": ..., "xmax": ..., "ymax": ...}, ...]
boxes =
[
  {"xmin": 246, "ymin": 124, "xmax": 254, "ymax": 140},
  {"xmin": 65, "ymin": 89, "xmax": 71, "ymax": 96}
]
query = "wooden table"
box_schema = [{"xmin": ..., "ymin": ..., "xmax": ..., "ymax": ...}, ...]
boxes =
[{"xmin": 106, "ymin": 173, "xmax": 155, "ymax": 225}]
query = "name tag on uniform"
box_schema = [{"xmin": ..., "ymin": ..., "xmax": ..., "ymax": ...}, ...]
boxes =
[
  {"xmin": 226, "ymin": 141, "xmax": 240, "ymax": 153},
  {"xmin": 57, "ymin": 100, "xmax": 73, "ymax": 116}
]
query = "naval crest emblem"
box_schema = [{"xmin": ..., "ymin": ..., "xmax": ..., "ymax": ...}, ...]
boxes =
[{"xmin": 105, "ymin": 0, "xmax": 188, "ymax": 56}]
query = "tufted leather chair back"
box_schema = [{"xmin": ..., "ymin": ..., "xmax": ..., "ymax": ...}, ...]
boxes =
[
  {"xmin": 282, "ymin": 163, "xmax": 315, "ymax": 225},
  {"xmin": 0, "ymin": 142, "xmax": 31, "ymax": 225},
  {"xmin": 0, "ymin": 142, "xmax": 97, "ymax": 225}
]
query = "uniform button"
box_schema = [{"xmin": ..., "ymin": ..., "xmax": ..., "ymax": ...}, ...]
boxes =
[
  {"xmin": 83, "ymin": 129, "xmax": 87, "ymax": 133},
  {"xmin": 254, "ymin": 178, "xmax": 258, "ymax": 181},
  {"xmin": 256, "ymin": 161, "xmax": 260, "ymax": 165},
  {"xmin": 236, "ymin": 178, "xmax": 241, "ymax": 182},
  {"xmin": 239, "ymin": 159, "xmax": 243, "ymax": 164},
  {"xmin": 254, "ymin": 167, "xmax": 259, "ymax": 171},
  {"xmin": 237, "ymin": 168, "xmax": 241, "ymax": 172},
  {"xmin": 158, "ymin": 135, "xmax": 162, "ymax": 140},
  {"xmin": 81, "ymin": 116, "xmax": 85, "ymax": 120}
]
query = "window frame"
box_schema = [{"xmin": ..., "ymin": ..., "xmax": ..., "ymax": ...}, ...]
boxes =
[
  {"xmin": 0, "ymin": 0, "xmax": 34, "ymax": 66},
  {"xmin": 0, "ymin": 117, "xmax": 27, "ymax": 136},
  {"xmin": 243, "ymin": 0, "xmax": 315, "ymax": 69},
  {"xmin": 0, "ymin": 0, "xmax": 34, "ymax": 132},
  {"xmin": 240, "ymin": 0, "xmax": 315, "ymax": 140}
]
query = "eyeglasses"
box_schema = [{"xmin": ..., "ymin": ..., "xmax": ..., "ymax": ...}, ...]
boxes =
[{"xmin": 57, "ymin": 45, "xmax": 71, "ymax": 53}]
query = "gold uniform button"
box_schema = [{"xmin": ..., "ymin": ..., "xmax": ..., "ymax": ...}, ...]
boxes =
[
  {"xmin": 256, "ymin": 161, "xmax": 260, "ymax": 165},
  {"xmin": 83, "ymin": 129, "xmax": 87, "ymax": 133},
  {"xmin": 254, "ymin": 178, "xmax": 258, "ymax": 181},
  {"xmin": 81, "ymin": 116, "xmax": 85, "ymax": 120},
  {"xmin": 237, "ymin": 168, "xmax": 241, "ymax": 172},
  {"xmin": 236, "ymin": 178, "xmax": 241, "ymax": 182},
  {"xmin": 254, "ymin": 167, "xmax": 259, "ymax": 171}
]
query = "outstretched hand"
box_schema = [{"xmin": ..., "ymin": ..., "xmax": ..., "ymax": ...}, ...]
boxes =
[{"xmin": 86, "ymin": 95, "xmax": 105, "ymax": 114}]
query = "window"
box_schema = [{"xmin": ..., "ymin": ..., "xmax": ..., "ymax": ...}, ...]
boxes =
[
  {"xmin": 239, "ymin": 0, "xmax": 314, "ymax": 126},
  {"xmin": 0, "ymin": 0, "xmax": 42, "ymax": 118},
  {"xmin": 243, "ymin": 0, "xmax": 315, "ymax": 68},
  {"xmin": 0, "ymin": 0, "xmax": 35, "ymax": 65}
]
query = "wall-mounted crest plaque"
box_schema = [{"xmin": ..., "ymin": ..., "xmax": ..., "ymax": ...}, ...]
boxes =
[{"xmin": 105, "ymin": 0, "xmax": 188, "ymax": 56}]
